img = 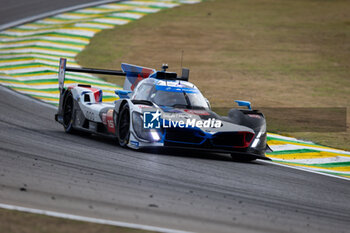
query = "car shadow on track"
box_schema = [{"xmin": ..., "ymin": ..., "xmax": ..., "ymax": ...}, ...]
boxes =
[
  {"xmin": 140, "ymin": 147, "xmax": 264, "ymax": 165},
  {"xmin": 64, "ymin": 131, "xmax": 263, "ymax": 165}
]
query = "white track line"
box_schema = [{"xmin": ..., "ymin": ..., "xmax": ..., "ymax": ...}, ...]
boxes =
[
  {"xmin": 0, "ymin": 203, "xmax": 192, "ymax": 233},
  {"xmin": 260, "ymin": 160, "xmax": 350, "ymax": 181}
]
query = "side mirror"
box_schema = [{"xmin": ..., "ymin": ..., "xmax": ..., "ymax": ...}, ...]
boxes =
[
  {"xmin": 115, "ymin": 90, "xmax": 132, "ymax": 99},
  {"xmin": 234, "ymin": 100, "xmax": 251, "ymax": 110}
]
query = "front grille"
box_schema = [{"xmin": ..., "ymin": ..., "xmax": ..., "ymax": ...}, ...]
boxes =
[
  {"xmin": 165, "ymin": 127, "xmax": 205, "ymax": 144},
  {"xmin": 212, "ymin": 132, "xmax": 254, "ymax": 148}
]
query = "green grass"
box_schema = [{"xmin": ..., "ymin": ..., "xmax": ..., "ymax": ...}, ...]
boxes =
[{"xmin": 77, "ymin": 0, "xmax": 350, "ymax": 150}]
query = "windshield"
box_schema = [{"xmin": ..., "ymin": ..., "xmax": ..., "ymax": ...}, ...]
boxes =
[{"xmin": 150, "ymin": 89, "xmax": 209, "ymax": 109}]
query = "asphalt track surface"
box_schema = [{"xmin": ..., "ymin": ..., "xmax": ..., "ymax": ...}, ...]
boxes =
[
  {"xmin": 1, "ymin": 2, "xmax": 350, "ymax": 233},
  {"xmin": 0, "ymin": 0, "xmax": 113, "ymax": 25}
]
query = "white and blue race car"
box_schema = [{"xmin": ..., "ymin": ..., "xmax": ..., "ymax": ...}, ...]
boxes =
[{"xmin": 55, "ymin": 58, "xmax": 271, "ymax": 161}]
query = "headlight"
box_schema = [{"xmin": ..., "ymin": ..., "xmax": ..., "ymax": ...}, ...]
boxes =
[
  {"xmin": 251, "ymin": 124, "xmax": 266, "ymax": 148},
  {"xmin": 132, "ymin": 112, "xmax": 162, "ymax": 142}
]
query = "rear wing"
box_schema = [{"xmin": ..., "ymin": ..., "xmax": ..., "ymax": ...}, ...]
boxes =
[
  {"xmin": 58, "ymin": 57, "xmax": 190, "ymax": 91},
  {"xmin": 58, "ymin": 58, "xmax": 126, "ymax": 91}
]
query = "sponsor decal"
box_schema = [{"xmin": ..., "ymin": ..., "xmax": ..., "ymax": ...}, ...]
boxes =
[
  {"xmin": 143, "ymin": 110, "xmax": 222, "ymax": 129},
  {"xmin": 143, "ymin": 110, "xmax": 162, "ymax": 129},
  {"xmin": 137, "ymin": 105, "xmax": 153, "ymax": 109},
  {"xmin": 247, "ymin": 114, "xmax": 261, "ymax": 119},
  {"xmin": 184, "ymin": 109, "xmax": 210, "ymax": 116},
  {"xmin": 106, "ymin": 109, "xmax": 115, "ymax": 134}
]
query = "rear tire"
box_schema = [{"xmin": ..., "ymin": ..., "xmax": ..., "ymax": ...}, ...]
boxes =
[
  {"xmin": 117, "ymin": 104, "xmax": 130, "ymax": 147},
  {"xmin": 231, "ymin": 154, "xmax": 257, "ymax": 162},
  {"xmin": 62, "ymin": 92, "xmax": 75, "ymax": 133}
]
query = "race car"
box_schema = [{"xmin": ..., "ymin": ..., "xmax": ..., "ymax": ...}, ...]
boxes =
[{"xmin": 55, "ymin": 58, "xmax": 271, "ymax": 161}]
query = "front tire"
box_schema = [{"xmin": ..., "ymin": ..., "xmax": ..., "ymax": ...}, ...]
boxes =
[{"xmin": 117, "ymin": 104, "xmax": 130, "ymax": 147}]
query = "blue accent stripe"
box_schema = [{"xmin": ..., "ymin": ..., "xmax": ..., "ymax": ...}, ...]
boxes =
[{"xmin": 155, "ymin": 85, "xmax": 199, "ymax": 93}]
